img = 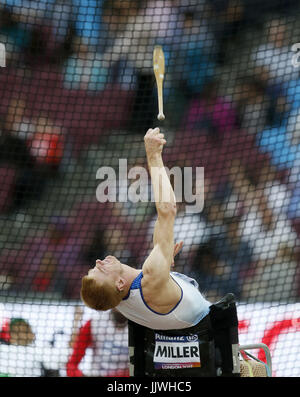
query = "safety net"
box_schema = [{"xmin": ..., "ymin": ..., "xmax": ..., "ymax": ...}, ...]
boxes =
[{"xmin": 0, "ymin": 0, "xmax": 299, "ymax": 377}]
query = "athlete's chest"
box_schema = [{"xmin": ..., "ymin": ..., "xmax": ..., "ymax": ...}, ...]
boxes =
[{"xmin": 141, "ymin": 277, "xmax": 182, "ymax": 314}]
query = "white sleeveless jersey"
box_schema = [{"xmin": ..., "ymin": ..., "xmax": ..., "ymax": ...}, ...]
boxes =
[{"xmin": 116, "ymin": 272, "xmax": 210, "ymax": 330}]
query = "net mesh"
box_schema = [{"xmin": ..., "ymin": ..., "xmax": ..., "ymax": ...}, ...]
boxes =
[{"xmin": 0, "ymin": 0, "xmax": 299, "ymax": 377}]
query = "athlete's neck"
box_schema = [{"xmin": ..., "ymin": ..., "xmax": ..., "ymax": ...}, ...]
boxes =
[{"xmin": 120, "ymin": 264, "xmax": 141, "ymax": 297}]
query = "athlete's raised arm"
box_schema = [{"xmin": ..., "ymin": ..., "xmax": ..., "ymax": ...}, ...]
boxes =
[{"xmin": 142, "ymin": 128, "xmax": 178, "ymax": 287}]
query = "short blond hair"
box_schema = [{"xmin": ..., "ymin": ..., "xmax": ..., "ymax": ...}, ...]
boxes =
[{"xmin": 80, "ymin": 275, "xmax": 122, "ymax": 311}]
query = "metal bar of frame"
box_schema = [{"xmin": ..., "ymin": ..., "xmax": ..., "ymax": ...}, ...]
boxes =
[{"xmin": 239, "ymin": 343, "xmax": 272, "ymax": 377}]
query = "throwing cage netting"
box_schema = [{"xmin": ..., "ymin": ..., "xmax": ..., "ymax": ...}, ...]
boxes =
[{"xmin": 0, "ymin": 0, "xmax": 299, "ymax": 377}]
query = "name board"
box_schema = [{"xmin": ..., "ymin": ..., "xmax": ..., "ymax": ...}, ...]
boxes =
[{"xmin": 153, "ymin": 334, "xmax": 200, "ymax": 370}]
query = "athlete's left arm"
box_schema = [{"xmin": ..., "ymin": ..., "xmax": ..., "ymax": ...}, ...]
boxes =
[
  {"xmin": 142, "ymin": 128, "xmax": 182, "ymax": 285},
  {"xmin": 153, "ymin": 218, "xmax": 183, "ymax": 267}
]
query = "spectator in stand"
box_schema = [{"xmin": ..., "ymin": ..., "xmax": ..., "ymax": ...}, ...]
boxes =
[
  {"xmin": 0, "ymin": 315, "xmax": 59, "ymax": 376},
  {"xmin": 66, "ymin": 308, "xmax": 129, "ymax": 377},
  {"xmin": 257, "ymin": 107, "xmax": 300, "ymax": 174},
  {"xmin": 31, "ymin": 251, "xmax": 67, "ymax": 296},
  {"xmin": 2, "ymin": 0, "xmax": 53, "ymax": 21},
  {"xmin": 170, "ymin": 9, "xmax": 217, "ymax": 95},
  {"xmin": 4, "ymin": 97, "xmax": 35, "ymax": 141},
  {"xmin": 100, "ymin": 0, "xmax": 180, "ymax": 71},
  {"xmin": 25, "ymin": 2, "xmax": 75, "ymax": 67},
  {"xmin": 45, "ymin": 0, "xmax": 76, "ymax": 52},
  {"xmin": 0, "ymin": 215, "xmax": 82, "ymax": 298},
  {"xmin": 237, "ymin": 179, "xmax": 298, "ymax": 263},
  {"xmin": 0, "ymin": 266, "xmax": 15, "ymax": 294},
  {"xmin": 188, "ymin": 195, "xmax": 252, "ymax": 299},
  {"xmin": 81, "ymin": 227, "xmax": 107, "ymax": 268},
  {"xmin": 0, "ymin": 317, "xmax": 35, "ymax": 346},
  {"xmin": 208, "ymin": 216, "xmax": 255, "ymax": 293},
  {"xmin": 98, "ymin": 1, "xmax": 137, "ymax": 90},
  {"xmin": 2, "ymin": 0, "xmax": 103, "ymax": 47},
  {"xmin": 100, "ymin": 0, "xmax": 182, "ymax": 132},
  {"xmin": 190, "ymin": 172, "xmax": 297, "ymax": 302},
  {"xmin": 182, "ymin": 80, "xmax": 237, "ymax": 138},
  {"xmin": 99, "ymin": 0, "xmax": 129, "ymax": 52},
  {"xmin": 28, "ymin": 113, "xmax": 65, "ymax": 173},
  {"xmin": 283, "ymin": 76, "xmax": 300, "ymax": 114},
  {"xmin": 73, "ymin": 0, "xmax": 103, "ymax": 47},
  {"xmin": 166, "ymin": 8, "xmax": 217, "ymax": 126},
  {"xmin": 0, "ymin": 318, "xmax": 41, "ymax": 376},
  {"xmin": 63, "ymin": 36, "xmax": 108, "ymax": 91},
  {"xmin": 0, "ymin": 6, "xmax": 33, "ymax": 66},
  {"xmin": 251, "ymin": 17, "xmax": 299, "ymax": 85},
  {"xmin": 0, "ymin": 99, "xmax": 35, "ymax": 169},
  {"xmin": 68, "ymin": 306, "xmax": 84, "ymax": 349},
  {"xmin": 224, "ymin": 159, "xmax": 299, "ymax": 264},
  {"xmin": 242, "ymin": 243, "xmax": 299, "ymax": 301},
  {"xmin": 256, "ymin": 163, "xmax": 292, "ymax": 218},
  {"xmin": 209, "ymin": 0, "xmax": 246, "ymax": 65},
  {"xmin": 249, "ymin": 17, "xmax": 300, "ymax": 128},
  {"xmin": 63, "ymin": 0, "xmax": 135, "ymax": 91},
  {"xmin": 82, "ymin": 220, "xmax": 136, "ymax": 271},
  {"xmin": 2, "ymin": 99, "xmax": 64, "ymax": 191},
  {"xmin": 288, "ymin": 180, "xmax": 300, "ymax": 223},
  {"xmin": 257, "ymin": 108, "xmax": 300, "ymax": 231},
  {"xmin": 100, "ymin": 228, "xmax": 135, "ymax": 266},
  {"xmin": 253, "ymin": 65, "xmax": 290, "ymax": 127},
  {"xmin": 232, "ymin": 76, "xmax": 270, "ymax": 135},
  {"xmin": 189, "ymin": 242, "xmax": 240, "ymax": 302},
  {"xmin": 0, "ymin": 99, "xmax": 46, "ymax": 212}
]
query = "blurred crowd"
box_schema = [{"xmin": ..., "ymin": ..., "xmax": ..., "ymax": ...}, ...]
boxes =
[
  {"xmin": 0, "ymin": 307, "xmax": 129, "ymax": 377},
  {"xmin": 0, "ymin": 0, "xmax": 299, "ymax": 303}
]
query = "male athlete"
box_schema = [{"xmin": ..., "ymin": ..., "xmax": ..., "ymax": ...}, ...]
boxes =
[{"xmin": 81, "ymin": 128, "xmax": 210, "ymax": 330}]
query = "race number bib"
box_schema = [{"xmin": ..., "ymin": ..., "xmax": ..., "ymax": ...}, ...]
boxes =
[{"xmin": 153, "ymin": 333, "xmax": 201, "ymax": 370}]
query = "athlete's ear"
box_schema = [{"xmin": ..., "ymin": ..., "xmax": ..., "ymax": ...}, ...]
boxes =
[{"xmin": 116, "ymin": 277, "xmax": 126, "ymax": 292}]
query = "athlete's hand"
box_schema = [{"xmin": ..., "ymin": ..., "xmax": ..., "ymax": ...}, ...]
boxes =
[{"xmin": 144, "ymin": 127, "xmax": 166, "ymax": 157}]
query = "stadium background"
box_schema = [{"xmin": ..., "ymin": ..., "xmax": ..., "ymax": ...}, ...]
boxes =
[{"xmin": 0, "ymin": 0, "xmax": 299, "ymax": 377}]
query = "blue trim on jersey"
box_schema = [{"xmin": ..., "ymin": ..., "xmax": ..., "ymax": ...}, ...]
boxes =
[
  {"xmin": 139, "ymin": 273, "xmax": 183, "ymax": 316},
  {"xmin": 122, "ymin": 271, "xmax": 185, "ymax": 316},
  {"xmin": 131, "ymin": 271, "xmax": 143, "ymax": 290},
  {"xmin": 122, "ymin": 271, "xmax": 143, "ymax": 301}
]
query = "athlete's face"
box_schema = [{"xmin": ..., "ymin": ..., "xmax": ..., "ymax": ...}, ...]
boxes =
[{"xmin": 88, "ymin": 256, "xmax": 123, "ymax": 286}]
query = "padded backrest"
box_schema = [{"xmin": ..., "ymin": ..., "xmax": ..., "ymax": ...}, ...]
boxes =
[
  {"xmin": 209, "ymin": 293, "xmax": 240, "ymax": 376},
  {"xmin": 128, "ymin": 293, "xmax": 240, "ymax": 377},
  {"xmin": 128, "ymin": 313, "xmax": 216, "ymax": 377}
]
